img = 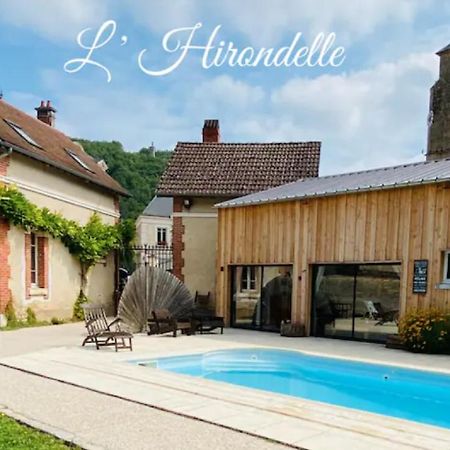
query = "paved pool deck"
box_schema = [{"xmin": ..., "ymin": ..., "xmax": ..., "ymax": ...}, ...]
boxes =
[{"xmin": 1, "ymin": 324, "xmax": 450, "ymax": 449}]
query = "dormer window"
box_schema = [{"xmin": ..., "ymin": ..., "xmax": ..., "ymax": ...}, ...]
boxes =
[
  {"xmin": 4, "ymin": 119, "xmax": 41, "ymax": 148},
  {"xmin": 65, "ymin": 149, "xmax": 94, "ymax": 172}
]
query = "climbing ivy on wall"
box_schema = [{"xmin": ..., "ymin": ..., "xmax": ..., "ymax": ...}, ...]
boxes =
[{"xmin": 0, "ymin": 184, "xmax": 132, "ymax": 318}]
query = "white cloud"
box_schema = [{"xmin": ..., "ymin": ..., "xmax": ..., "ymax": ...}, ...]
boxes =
[
  {"xmin": 23, "ymin": 50, "xmax": 439, "ymax": 175},
  {"xmin": 267, "ymin": 52, "xmax": 438, "ymax": 173},
  {"xmin": 126, "ymin": 0, "xmax": 429, "ymax": 46},
  {"xmin": 0, "ymin": 0, "xmax": 109, "ymax": 41},
  {"xmin": 190, "ymin": 75, "xmax": 264, "ymax": 112},
  {"xmin": 215, "ymin": 0, "xmax": 428, "ymax": 45},
  {"xmin": 56, "ymin": 89, "xmax": 188, "ymax": 151}
]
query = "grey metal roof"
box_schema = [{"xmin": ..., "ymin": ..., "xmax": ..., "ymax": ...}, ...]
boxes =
[
  {"xmin": 142, "ymin": 196, "xmax": 173, "ymax": 217},
  {"xmin": 437, "ymin": 43, "xmax": 450, "ymax": 55},
  {"xmin": 217, "ymin": 158, "xmax": 450, "ymax": 208}
]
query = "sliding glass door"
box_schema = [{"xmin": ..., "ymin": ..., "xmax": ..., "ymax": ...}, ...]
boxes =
[
  {"xmin": 231, "ymin": 265, "xmax": 292, "ymax": 332},
  {"xmin": 312, "ymin": 263, "xmax": 400, "ymax": 342}
]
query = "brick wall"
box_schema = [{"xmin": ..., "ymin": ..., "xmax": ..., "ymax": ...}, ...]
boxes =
[
  {"xmin": 0, "ymin": 155, "xmax": 10, "ymax": 313},
  {"xmin": 0, "ymin": 155, "xmax": 9, "ymax": 176},
  {"xmin": 172, "ymin": 197, "xmax": 184, "ymax": 281}
]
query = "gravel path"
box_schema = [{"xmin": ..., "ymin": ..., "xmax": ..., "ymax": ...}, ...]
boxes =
[{"xmin": 0, "ymin": 324, "xmax": 289, "ymax": 450}]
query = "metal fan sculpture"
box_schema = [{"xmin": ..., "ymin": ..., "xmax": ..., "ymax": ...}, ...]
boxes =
[{"xmin": 118, "ymin": 266, "xmax": 194, "ymax": 333}]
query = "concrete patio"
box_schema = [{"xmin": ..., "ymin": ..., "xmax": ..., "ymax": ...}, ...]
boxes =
[{"xmin": 1, "ymin": 323, "xmax": 450, "ymax": 449}]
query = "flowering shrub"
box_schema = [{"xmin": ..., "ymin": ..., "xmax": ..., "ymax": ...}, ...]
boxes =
[{"xmin": 399, "ymin": 308, "xmax": 450, "ymax": 354}]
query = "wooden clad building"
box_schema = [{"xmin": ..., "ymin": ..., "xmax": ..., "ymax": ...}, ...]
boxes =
[
  {"xmin": 216, "ymin": 44, "xmax": 450, "ymax": 343},
  {"xmin": 157, "ymin": 119, "xmax": 320, "ymax": 305},
  {"xmin": 216, "ymin": 159, "xmax": 450, "ymax": 342}
]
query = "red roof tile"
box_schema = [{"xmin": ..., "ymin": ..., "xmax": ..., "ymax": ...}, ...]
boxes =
[
  {"xmin": 0, "ymin": 99, "xmax": 128, "ymax": 196},
  {"xmin": 157, "ymin": 141, "xmax": 321, "ymax": 197}
]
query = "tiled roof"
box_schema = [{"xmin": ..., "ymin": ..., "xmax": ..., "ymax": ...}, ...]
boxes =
[
  {"xmin": 157, "ymin": 142, "xmax": 321, "ymax": 197},
  {"xmin": 142, "ymin": 196, "xmax": 173, "ymax": 217},
  {"xmin": 0, "ymin": 100, "xmax": 128, "ymax": 196},
  {"xmin": 218, "ymin": 158, "xmax": 450, "ymax": 208}
]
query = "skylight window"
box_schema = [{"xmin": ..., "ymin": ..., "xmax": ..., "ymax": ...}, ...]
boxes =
[
  {"xmin": 65, "ymin": 149, "xmax": 94, "ymax": 172},
  {"xmin": 4, "ymin": 119, "xmax": 41, "ymax": 148}
]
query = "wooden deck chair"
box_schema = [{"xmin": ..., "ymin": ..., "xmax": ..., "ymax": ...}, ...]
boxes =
[
  {"xmin": 82, "ymin": 304, "xmax": 133, "ymax": 351},
  {"xmin": 192, "ymin": 291, "xmax": 224, "ymax": 334},
  {"xmin": 148, "ymin": 308, "xmax": 192, "ymax": 337}
]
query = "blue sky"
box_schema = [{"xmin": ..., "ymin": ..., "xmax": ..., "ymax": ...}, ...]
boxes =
[{"xmin": 0, "ymin": 0, "xmax": 448, "ymax": 175}]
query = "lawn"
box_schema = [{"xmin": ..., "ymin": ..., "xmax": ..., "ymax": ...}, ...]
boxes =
[{"xmin": 0, "ymin": 413, "xmax": 78, "ymax": 449}]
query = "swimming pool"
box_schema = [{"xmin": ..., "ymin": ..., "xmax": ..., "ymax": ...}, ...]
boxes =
[{"xmin": 143, "ymin": 348, "xmax": 450, "ymax": 429}]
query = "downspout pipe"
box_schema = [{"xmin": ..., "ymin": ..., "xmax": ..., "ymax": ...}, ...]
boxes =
[{"xmin": 0, "ymin": 146, "xmax": 12, "ymax": 159}]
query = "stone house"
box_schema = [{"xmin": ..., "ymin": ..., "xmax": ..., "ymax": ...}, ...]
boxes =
[
  {"xmin": 0, "ymin": 99, "xmax": 127, "ymax": 323},
  {"xmin": 157, "ymin": 120, "xmax": 321, "ymax": 307},
  {"xmin": 135, "ymin": 196, "xmax": 173, "ymax": 269},
  {"xmin": 136, "ymin": 196, "xmax": 173, "ymax": 247}
]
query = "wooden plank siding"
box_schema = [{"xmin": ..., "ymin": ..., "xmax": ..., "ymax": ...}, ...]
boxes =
[{"xmin": 216, "ymin": 184, "xmax": 450, "ymax": 331}]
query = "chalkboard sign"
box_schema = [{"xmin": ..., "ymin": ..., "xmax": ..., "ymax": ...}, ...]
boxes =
[{"xmin": 413, "ymin": 260, "xmax": 428, "ymax": 294}]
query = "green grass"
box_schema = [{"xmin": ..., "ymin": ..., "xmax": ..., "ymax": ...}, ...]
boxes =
[
  {"xmin": 0, "ymin": 413, "xmax": 78, "ymax": 449},
  {"xmin": 0, "ymin": 319, "xmax": 72, "ymax": 331},
  {"xmin": 0, "ymin": 321, "xmax": 50, "ymax": 331}
]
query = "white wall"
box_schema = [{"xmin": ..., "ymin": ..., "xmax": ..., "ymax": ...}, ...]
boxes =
[
  {"xmin": 136, "ymin": 215, "xmax": 172, "ymax": 246},
  {"xmin": 5, "ymin": 153, "xmax": 119, "ymax": 320}
]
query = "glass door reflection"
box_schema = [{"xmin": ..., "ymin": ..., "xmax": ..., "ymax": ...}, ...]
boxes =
[
  {"xmin": 354, "ymin": 265, "xmax": 400, "ymax": 341},
  {"xmin": 312, "ymin": 265, "xmax": 355, "ymax": 339},
  {"xmin": 261, "ymin": 266, "xmax": 292, "ymax": 331},
  {"xmin": 232, "ymin": 266, "xmax": 262, "ymax": 328},
  {"xmin": 231, "ymin": 265, "xmax": 292, "ymax": 332},
  {"xmin": 312, "ymin": 263, "xmax": 400, "ymax": 342}
]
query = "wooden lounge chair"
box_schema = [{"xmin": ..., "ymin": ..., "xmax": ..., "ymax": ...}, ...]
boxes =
[
  {"xmin": 82, "ymin": 304, "xmax": 133, "ymax": 351},
  {"xmin": 148, "ymin": 309, "xmax": 193, "ymax": 337},
  {"xmin": 373, "ymin": 302, "xmax": 399, "ymax": 326},
  {"xmin": 192, "ymin": 309, "xmax": 224, "ymax": 334},
  {"xmin": 365, "ymin": 301, "xmax": 399, "ymax": 325},
  {"xmin": 192, "ymin": 291, "xmax": 224, "ymax": 334}
]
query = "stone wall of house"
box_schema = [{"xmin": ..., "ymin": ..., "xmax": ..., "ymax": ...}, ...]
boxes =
[
  {"xmin": 136, "ymin": 215, "xmax": 172, "ymax": 246},
  {"xmin": 174, "ymin": 196, "xmax": 223, "ymax": 306},
  {"xmin": 0, "ymin": 155, "xmax": 10, "ymax": 322},
  {"xmin": 0, "ymin": 218, "xmax": 10, "ymax": 317},
  {"xmin": 3, "ymin": 153, "xmax": 119, "ymax": 320}
]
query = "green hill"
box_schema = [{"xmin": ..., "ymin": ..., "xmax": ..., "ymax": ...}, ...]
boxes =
[{"xmin": 76, "ymin": 139, "xmax": 171, "ymax": 220}]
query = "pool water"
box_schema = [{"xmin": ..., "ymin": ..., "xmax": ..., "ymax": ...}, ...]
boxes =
[{"xmin": 144, "ymin": 348, "xmax": 450, "ymax": 429}]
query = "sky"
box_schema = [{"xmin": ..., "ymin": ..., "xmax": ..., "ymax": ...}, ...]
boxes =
[{"xmin": 0, "ymin": 0, "xmax": 448, "ymax": 175}]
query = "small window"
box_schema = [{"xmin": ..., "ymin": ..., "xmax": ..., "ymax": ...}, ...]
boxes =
[
  {"xmin": 4, "ymin": 119, "xmax": 41, "ymax": 148},
  {"xmin": 241, "ymin": 266, "xmax": 256, "ymax": 291},
  {"xmin": 443, "ymin": 251, "xmax": 450, "ymax": 283},
  {"xmin": 30, "ymin": 233, "xmax": 39, "ymax": 286},
  {"xmin": 27, "ymin": 233, "xmax": 48, "ymax": 291},
  {"xmin": 157, "ymin": 227, "xmax": 167, "ymax": 246},
  {"xmin": 65, "ymin": 149, "xmax": 94, "ymax": 172}
]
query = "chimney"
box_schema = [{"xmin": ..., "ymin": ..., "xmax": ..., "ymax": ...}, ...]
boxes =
[
  {"xmin": 35, "ymin": 100, "xmax": 56, "ymax": 127},
  {"xmin": 426, "ymin": 44, "xmax": 450, "ymax": 161},
  {"xmin": 202, "ymin": 119, "xmax": 220, "ymax": 143}
]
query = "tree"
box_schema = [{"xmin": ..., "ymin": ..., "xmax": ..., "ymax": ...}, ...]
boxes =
[{"xmin": 76, "ymin": 140, "xmax": 172, "ymax": 220}]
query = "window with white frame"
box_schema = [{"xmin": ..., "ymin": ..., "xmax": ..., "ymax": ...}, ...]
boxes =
[
  {"xmin": 30, "ymin": 233, "xmax": 39, "ymax": 286},
  {"xmin": 157, "ymin": 227, "xmax": 167, "ymax": 245},
  {"xmin": 241, "ymin": 266, "xmax": 257, "ymax": 291},
  {"xmin": 443, "ymin": 251, "xmax": 450, "ymax": 283}
]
